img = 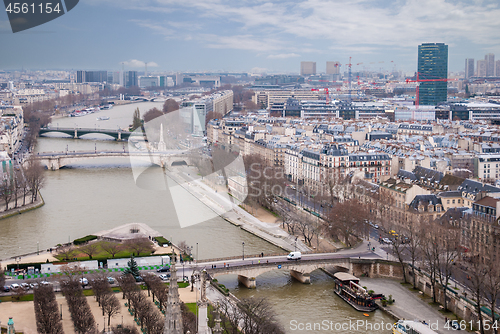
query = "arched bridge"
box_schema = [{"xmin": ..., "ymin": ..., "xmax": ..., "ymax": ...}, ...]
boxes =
[
  {"xmin": 39, "ymin": 127, "xmax": 144, "ymax": 141},
  {"xmin": 34, "ymin": 150, "xmax": 191, "ymax": 170},
  {"xmin": 200, "ymin": 253, "xmax": 402, "ymax": 289}
]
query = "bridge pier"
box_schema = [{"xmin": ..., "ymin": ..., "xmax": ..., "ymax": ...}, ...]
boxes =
[
  {"xmin": 237, "ymin": 275, "xmax": 256, "ymax": 289},
  {"xmin": 290, "ymin": 270, "xmax": 310, "ymax": 284},
  {"xmin": 118, "ymin": 132, "xmax": 121, "ymax": 141},
  {"xmin": 48, "ymin": 158, "xmax": 60, "ymax": 171},
  {"xmin": 74, "ymin": 129, "xmax": 78, "ymax": 139}
]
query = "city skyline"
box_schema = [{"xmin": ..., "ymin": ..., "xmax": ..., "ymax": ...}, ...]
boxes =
[{"xmin": 1, "ymin": 0, "xmax": 500, "ymax": 73}]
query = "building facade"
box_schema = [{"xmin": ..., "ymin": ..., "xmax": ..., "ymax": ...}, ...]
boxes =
[
  {"xmin": 300, "ymin": 61, "xmax": 316, "ymax": 76},
  {"xmin": 417, "ymin": 43, "xmax": 448, "ymax": 105}
]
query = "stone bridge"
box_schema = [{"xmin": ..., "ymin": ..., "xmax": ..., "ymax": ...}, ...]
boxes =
[
  {"xmin": 39, "ymin": 127, "xmax": 144, "ymax": 141},
  {"xmin": 34, "ymin": 150, "xmax": 192, "ymax": 170},
  {"xmin": 205, "ymin": 257, "xmax": 402, "ymax": 289}
]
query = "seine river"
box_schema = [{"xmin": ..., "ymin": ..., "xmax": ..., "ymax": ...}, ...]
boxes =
[{"xmin": 0, "ymin": 102, "xmax": 393, "ymax": 333}]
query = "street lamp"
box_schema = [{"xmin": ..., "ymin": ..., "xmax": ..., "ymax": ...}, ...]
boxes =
[
  {"xmin": 60, "ymin": 303, "xmax": 62, "ymax": 319},
  {"xmin": 37, "ymin": 241, "xmax": 39, "ymax": 255},
  {"xmin": 242, "ymin": 242, "xmax": 245, "ymax": 260},
  {"xmin": 196, "ymin": 242, "xmax": 198, "ymax": 265},
  {"xmin": 294, "ymin": 237, "xmax": 298, "ymax": 252}
]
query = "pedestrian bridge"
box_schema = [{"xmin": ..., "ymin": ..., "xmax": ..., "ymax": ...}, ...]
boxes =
[
  {"xmin": 39, "ymin": 127, "xmax": 143, "ymax": 141},
  {"xmin": 34, "ymin": 150, "xmax": 191, "ymax": 170},
  {"xmin": 204, "ymin": 256, "xmax": 400, "ymax": 289}
]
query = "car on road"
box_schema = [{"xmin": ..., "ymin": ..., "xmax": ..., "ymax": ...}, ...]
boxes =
[
  {"xmin": 382, "ymin": 238, "xmax": 393, "ymax": 244},
  {"xmin": 40, "ymin": 281, "xmax": 51, "ymax": 286},
  {"xmin": 107, "ymin": 277, "xmax": 115, "ymax": 284},
  {"xmin": 157, "ymin": 267, "xmax": 170, "ymax": 273},
  {"xmin": 287, "ymin": 251, "xmax": 302, "ymax": 260},
  {"xmin": 10, "ymin": 283, "xmax": 20, "ymax": 291},
  {"xmin": 373, "ymin": 224, "xmax": 379, "ymax": 229},
  {"xmin": 159, "ymin": 274, "xmax": 170, "ymax": 280},
  {"xmin": 29, "ymin": 283, "xmax": 39, "ymax": 289},
  {"xmin": 79, "ymin": 278, "xmax": 89, "ymax": 286},
  {"xmin": 20, "ymin": 283, "xmax": 30, "ymax": 290},
  {"xmin": 2, "ymin": 286, "xmax": 10, "ymax": 292}
]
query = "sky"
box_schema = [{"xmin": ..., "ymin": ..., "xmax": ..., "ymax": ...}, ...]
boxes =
[{"xmin": 1, "ymin": 0, "xmax": 500, "ymax": 74}]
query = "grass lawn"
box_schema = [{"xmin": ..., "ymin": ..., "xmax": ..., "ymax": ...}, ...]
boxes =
[
  {"xmin": 185, "ymin": 302, "xmax": 197, "ymax": 314},
  {"xmin": 0, "ymin": 294, "xmax": 34, "ymax": 302}
]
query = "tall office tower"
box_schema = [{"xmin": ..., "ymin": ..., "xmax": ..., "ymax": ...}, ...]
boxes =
[
  {"xmin": 76, "ymin": 70, "xmax": 85, "ymax": 83},
  {"xmin": 485, "ymin": 53, "xmax": 495, "ymax": 77},
  {"xmin": 300, "ymin": 61, "xmax": 316, "ymax": 76},
  {"xmin": 477, "ymin": 60, "xmax": 487, "ymax": 77},
  {"xmin": 496, "ymin": 60, "xmax": 500, "ymax": 77},
  {"xmin": 326, "ymin": 61, "xmax": 341, "ymax": 75},
  {"xmin": 125, "ymin": 71, "xmax": 138, "ymax": 88},
  {"xmin": 417, "ymin": 43, "xmax": 448, "ymax": 105},
  {"xmin": 465, "ymin": 58, "xmax": 474, "ymax": 79}
]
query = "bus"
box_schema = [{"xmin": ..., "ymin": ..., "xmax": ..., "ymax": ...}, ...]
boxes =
[{"xmin": 393, "ymin": 320, "xmax": 438, "ymax": 334}]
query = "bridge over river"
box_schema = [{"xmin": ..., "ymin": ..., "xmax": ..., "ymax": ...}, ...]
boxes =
[
  {"xmin": 34, "ymin": 150, "xmax": 191, "ymax": 170},
  {"xmin": 39, "ymin": 127, "xmax": 143, "ymax": 141},
  {"xmin": 196, "ymin": 251, "xmax": 402, "ymax": 288}
]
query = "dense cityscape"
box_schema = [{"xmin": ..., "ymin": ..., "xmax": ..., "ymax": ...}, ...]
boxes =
[{"xmin": 2, "ymin": 1, "xmax": 500, "ymax": 333}]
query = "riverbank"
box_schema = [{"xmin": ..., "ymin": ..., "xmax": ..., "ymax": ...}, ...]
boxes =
[
  {"xmin": 0, "ymin": 191, "xmax": 44, "ymax": 221},
  {"xmin": 165, "ymin": 166, "xmax": 310, "ymax": 253}
]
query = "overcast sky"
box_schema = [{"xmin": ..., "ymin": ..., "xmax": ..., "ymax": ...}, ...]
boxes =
[{"xmin": 1, "ymin": 0, "xmax": 499, "ymax": 74}]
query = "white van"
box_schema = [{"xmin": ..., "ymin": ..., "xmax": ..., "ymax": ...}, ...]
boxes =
[{"xmin": 287, "ymin": 251, "xmax": 301, "ymax": 260}]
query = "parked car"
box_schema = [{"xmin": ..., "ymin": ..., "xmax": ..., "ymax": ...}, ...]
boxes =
[
  {"xmin": 107, "ymin": 277, "xmax": 115, "ymax": 284},
  {"xmin": 20, "ymin": 283, "xmax": 30, "ymax": 290},
  {"xmin": 382, "ymin": 238, "xmax": 393, "ymax": 244},
  {"xmin": 157, "ymin": 267, "xmax": 170, "ymax": 273},
  {"xmin": 10, "ymin": 283, "xmax": 20, "ymax": 291},
  {"xmin": 40, "ymin": 281, "xmax": 51, "ymax": 286},
  {"xmin": 2, "ymin": 286, "xmax": 10, "ymax": 292},
  {"xmin": 79, "ymin": 278, "xmax": 89, "ymax": 286},
  {"xmin": 159, "ymin": 274, "xmax": 170, "ymax": 281},
  {"xmin": 29, "ymin": 283, "xmax": 39, "ymax": 289},
  {"xmin": 450, "ymin": 320, "xmax": 459, "ymax": 330}
]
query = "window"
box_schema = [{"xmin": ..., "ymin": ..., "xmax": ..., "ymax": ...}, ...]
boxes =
[
  {"xmin": 447, "ymin": 200, "xmax": 450, "ymax": 204},
  {"xmin": 452, "ymin": 199, "xmax": 455, "ymax": 204}
]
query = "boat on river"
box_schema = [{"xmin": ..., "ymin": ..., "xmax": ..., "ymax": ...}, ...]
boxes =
[{"xmin": 333, "ymin": 272, "xmax": 380, "ymax": 312}]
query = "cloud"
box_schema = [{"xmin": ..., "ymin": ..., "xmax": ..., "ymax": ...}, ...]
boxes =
[
  {"xmin": 267, "ymin": 53, "xmax": 300, "ymax": 59},
  {"xmin": 121, "ymin": 59, "xmax": 158, "ymax": 68},
  {"xmin": 117, "ymin": 0, "xmax": 500, "ymax": 56}
]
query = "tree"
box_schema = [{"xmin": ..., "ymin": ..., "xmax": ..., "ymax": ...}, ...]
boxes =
[
  {"xmin": 125, "ymin": 238, "xmax": 154, "ymax": 257},
  {"xmin": 239, "ymin": 297, "xmax": 285, "ymax": 334},
  {"xmin": 101, "ymin": 241, "xmax": 122, "ymax": 258},
  {"xmin": 79, "ymin": 242, "xmax": 99, "ymax": 260},
  {"xmin": 143, "ymin": 107, "xmax": 164, "ymax": 123},
  {"xmin": 101, "ymin": 293, "xmax": 121, "ymax": 327},
  {"xmin": 419, "ymin": 219, "xmax": 440, "ymax": 304},
  {"xmin": 131, "ymin": 108, "xmax": 142, "ymax": 131},
  {"xmin": 435, "ymin": 215, "xmax": 462, "ymax": 312},
  {"xmin": 57, "ymin": 246, "xmax": 76, "ymax": 261},
  {"xmin": 405, "ymin": 217, "xmax": 421, "ymax": 289},
  {"xmin": 123, "ymin": 256, "xmax": 140, "ymax": 278},
  {"xmin": 484, "ymin": 243, "xmax": 500, "ymax": 334},
  {"xmin": 326, "ymin": 198, "xmax": 369, "ymax": 247},
  {"xmin": 25, "ymin": 157, "xmax": 45, "ymax": 203},
  {"xmin": 389, "ymin": 226, "xmax": 409, "ymax": 284},
  {"xmin": 0, "ymin": 176, "xmax": 14, "ymax": 211},
  {"xmin": 162, "ymin": 99, "xmax": 179, "ymax": 114},
  {"xmin": 181, "ymin": 302, "xmax": 197, "ymax": 333},
  {"xmin": 33, "ymin": 285, "xmax": 64, "ymax": 334}
]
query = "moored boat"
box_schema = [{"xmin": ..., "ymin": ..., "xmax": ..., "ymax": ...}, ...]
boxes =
[{"xmin": 333, "ymin": 272, "xmax": 379, "ymax": 312}]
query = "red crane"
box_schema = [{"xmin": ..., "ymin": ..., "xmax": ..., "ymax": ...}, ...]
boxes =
[
  {"xmin": 311, "ymin": 88, "xmax": 330, "ymax": 104},
  {"xmin": 405, "ymin": 72, "xmax": 453, "ymax": 108}
]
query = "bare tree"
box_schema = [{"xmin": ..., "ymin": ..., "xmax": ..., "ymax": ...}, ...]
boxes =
[
  {"xmin": 326, "ymin": 198, "xmax": 368, "ymax": 247},
  {"xmin": 419, "ymin": 219, "xmax": 440, "ymax": 304},
  {"xmin": 239, "ymin": 297, "xmax": 285, "ymax": 334},
  {"xmin": 79, "ymin": 243, "xmax": 99, "ymax": 260},
  {"xmin": 143, "ymin": 107, "xmax": 164, "ymax": 122},
  {"xmin": 33, "ymin": 285, "xmax": 64, "ymax": 334},
  {"xmin": 181, "ymin": 302, "xmax": 197, "ymax": 334},
  {"xmin": 0, "ymin": 176, "xmax": 14, "ymax": 211},
  {"xmin": 57, "ymin": 246, "xmax": 77, "ymax": 261},
  {"xmin": 162, "ymin": 99, "xmax": 179, "ymax": 114},
  {"xmin": 101, "ymin": 293, "xmax": 121, "ymax": 327},
  {"xmin": 389, "ymin": 226, "xmax": 409, "ymax": 284},
  {"xmin": 483, "ymin": 240, "xmax": 500, "ymax": 334},
  {"xmin": 25, "ymin": 157, "xmax": 45, "ymax": 203},
  {"xmin": 405, "ymin": 217, "xmax": 422, "ymax": 289},
  {"xmin": 0, "ymin": 265, "xmax": 5, "ymax": 288},
  {"xmin": 435, "ymin": 218, "xmax": 462, "ymax": 312},
  {"xmin": 101, "ymin": 241, "xmax": 122, "ymax": 258},
  {"xmin": 125, "ymin": 238, "xmax": 154, "ymax": 256},
  {"xmin": 467, "ymin": 253, "xmax": 487, "ymax": 334}
]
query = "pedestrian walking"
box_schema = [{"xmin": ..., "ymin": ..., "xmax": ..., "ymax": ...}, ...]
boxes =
[{"xmin": 258, "ymin": 260, "xmax": 260, "ymax": 264}]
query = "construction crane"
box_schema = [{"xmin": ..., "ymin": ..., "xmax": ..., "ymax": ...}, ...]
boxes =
[
  {"xmin": 311, "ymin": 88, "xmax": 330, "ymax": 104},
  {"xmin": 405, "ymin": 72, "xmax": 455, "ymax": 108}
]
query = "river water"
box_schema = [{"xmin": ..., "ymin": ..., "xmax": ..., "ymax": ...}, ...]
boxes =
[{"xmin": 0, "ymin": 102, "xmax": 393, "ymax": 333}]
